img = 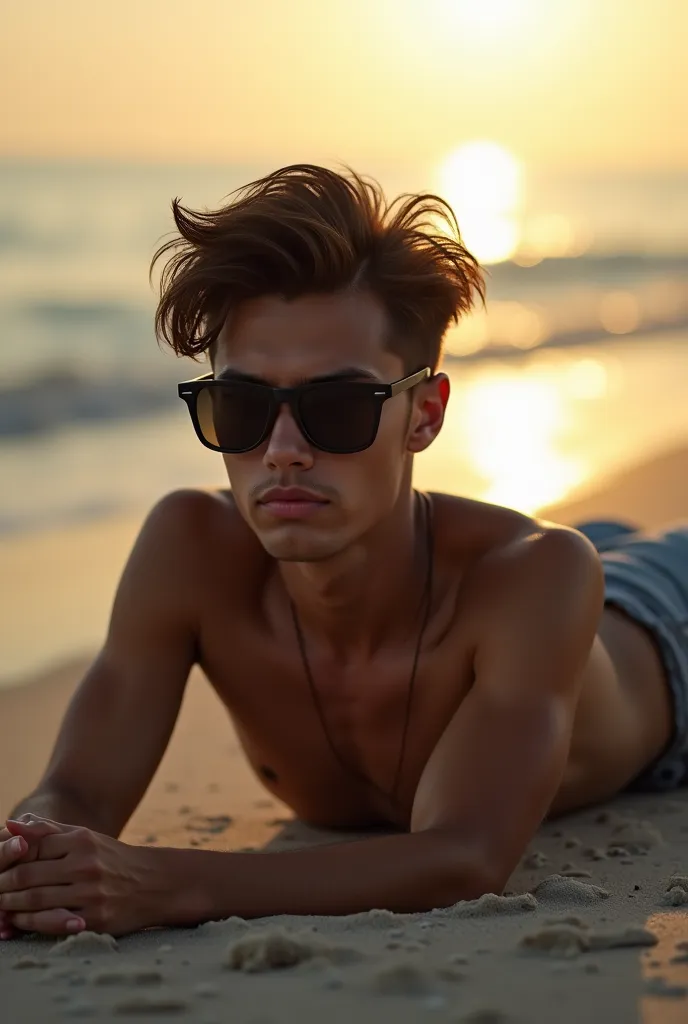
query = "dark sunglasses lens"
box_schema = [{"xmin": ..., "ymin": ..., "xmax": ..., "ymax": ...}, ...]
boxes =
[
  {"xmin": 196, "ymin": 383, "xmax": 272, "ymax": 452},
  {"xmin": 299, "ymin": 384, "xmax": 379, "ymax": 452}
]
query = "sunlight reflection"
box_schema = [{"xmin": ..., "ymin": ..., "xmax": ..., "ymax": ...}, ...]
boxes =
[
  {"xmin": 564, "ymin": 358, "xmax": 609, "ymax": 400},
  {"xmin": 415, "ymin": 338, "xmax": 688, "ymax": 518},
  {"xmin": 418, "ymin": 366, "xmax": 591, "ymax": 515},
  {"xmin": 437, "ymin": 141, "xmax": 522, "ymax": 264},
  {"xmin": 445, "ymin": 301, "xmax": 548, "ymax": 357},
  {"xmin": 600, "ymin": 290, "xmax": 641, "ymax": 335},
  {"xmin": 516, "ymin": 212, "xmax": 584, "ymax": 263},
  {"xmin": 463, "ymin": 376, "xmax": 586, "ymax": 512}
]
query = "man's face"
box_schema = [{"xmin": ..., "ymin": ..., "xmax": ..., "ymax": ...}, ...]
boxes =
[{"xmin": 212, "ymin": 290, "xmax": 447, "ymax": 561}]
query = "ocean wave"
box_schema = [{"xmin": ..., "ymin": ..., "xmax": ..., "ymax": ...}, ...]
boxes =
[
  {"xmin": 487, "ymin": 252, "xmax": 688, "ymax": 286},
  {"xmin": 0, "ymin": 369, "xmax": 178, "ymax": 438},
  {"xmin": 446, "ymin": 316, "xmax": 688, "ymax": 363},
  {"xmin": 24, "ymin": 297, "xmax": 147, "ymax": 323}
]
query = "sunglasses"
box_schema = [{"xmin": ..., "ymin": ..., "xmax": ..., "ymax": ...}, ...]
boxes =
[{"xmin": 177, "ymin": 367, "xmax": 431, "ymax": 454}]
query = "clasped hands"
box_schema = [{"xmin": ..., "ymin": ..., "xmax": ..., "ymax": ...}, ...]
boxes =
[{"xmin": 0, "ymin": 814, "xmax": 157, "ymax": 938}]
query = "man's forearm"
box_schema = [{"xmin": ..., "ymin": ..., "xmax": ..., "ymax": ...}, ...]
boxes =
[
  {"xmin": 152, "ymin": 831, "xmax": 491, "ymax": 926},
  {"xmin": 9, "ymin": 788, "xmax": 109, "ymax": 833}
]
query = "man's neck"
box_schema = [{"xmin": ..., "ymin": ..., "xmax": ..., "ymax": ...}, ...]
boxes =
[{"xmin": 277, "ymin": 489, "xmax": 430, "ymax": 661}]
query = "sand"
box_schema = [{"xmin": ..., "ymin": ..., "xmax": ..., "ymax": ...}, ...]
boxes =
[{"xmin": 1, "ymin": 443, "xmax": 687, "ymax": 1022}]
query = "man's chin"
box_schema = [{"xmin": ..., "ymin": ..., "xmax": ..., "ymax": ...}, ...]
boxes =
[{"xmin": 255, "ymin": 523, "xmax": 339, "ymax": 563}]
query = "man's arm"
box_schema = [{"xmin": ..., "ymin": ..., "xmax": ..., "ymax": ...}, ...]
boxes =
[
  {"xmin": 147, "ymin": 528, "xmax": 605, "ymax": 924},
  {"xmin": 10, "ymin": 490, "xmax": 202, "ymax": 837},
  {"xmin": 410, "ymin": 526, "xmax": 605, "ymax": 890}
]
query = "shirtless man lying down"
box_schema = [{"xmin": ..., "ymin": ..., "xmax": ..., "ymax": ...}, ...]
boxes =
[{"xmin": 2, "ymin": 165, "xmax": 687, "ymax": 939}]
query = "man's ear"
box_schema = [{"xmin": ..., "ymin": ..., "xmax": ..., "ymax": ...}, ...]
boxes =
[{"xmin": 406, "ymin": 373, "xmax": 450, "ymax": 454}]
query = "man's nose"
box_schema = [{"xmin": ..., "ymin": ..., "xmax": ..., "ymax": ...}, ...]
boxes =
[{"xmin": 263, "ymin": 404, "xmax": 314, "ymax": 471}]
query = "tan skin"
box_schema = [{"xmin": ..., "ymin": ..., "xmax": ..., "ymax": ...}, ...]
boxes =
[{"xmin": 0, "ymin": 291, "xmax": 673, "ymax": 937}]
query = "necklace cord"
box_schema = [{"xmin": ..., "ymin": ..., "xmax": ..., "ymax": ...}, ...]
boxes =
[{"xmin": 288, "ymin": 491, "xmax": 435, "ymax": 807}]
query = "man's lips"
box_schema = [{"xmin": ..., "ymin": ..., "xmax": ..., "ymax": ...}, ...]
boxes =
[{"xmin": 258, "ymin": 488, "xmax": 329, "ymax": 520}]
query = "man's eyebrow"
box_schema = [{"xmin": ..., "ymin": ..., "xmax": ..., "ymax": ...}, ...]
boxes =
[{"xmin": 215, "ymin": 367, "xmax": 382, "ymax": 385}]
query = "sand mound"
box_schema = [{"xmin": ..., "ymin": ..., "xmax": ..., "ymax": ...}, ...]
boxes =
[
  {"xmin": 49, "ymin": 932, "xmax": 119, "ymax": 957},
  {"xmin": 662, "ymin": 887, "xmax": 688, "ymax": 906},
  {"xmin": 11, "ymin": 956, "xmax": 50, "ymax": 970},
  {"xmin": 587, "ymin": 926, "xmax": 657, "ymax": 950},
  {"xmin": 448, "ymin": 892, "xmax": 538, "ymax": 918},
  {"xmin": 520, "ymin": 925, "xmax": 589, "ymax": 958},
  {"xmin": 532, "ymin": 875, "xmax": 610, "ymax": 905},
  {"xmin": 582, "ymin": 847, "xmax": 607, "ymax": 861},
  {"xmin": 609, "ymin": 819, "xmax": 664, "ymax": 854},
  {"xmin": 226, "ymin": 928, "xmax": 362, "ymax": 973},
  {"xmin": 196, "ymin": 915, "xmax": 250, "ymax": 937},
  {"xmin": 520, "ymin": 923, "xmax": 657, "ymax": 959},
  {"xmin": 660, "ymin": 874, "xmax": 688, "ymax": 906},
  {"xmin": 369, "ymin": 959, "xmax": 437, "ymax": 996}
]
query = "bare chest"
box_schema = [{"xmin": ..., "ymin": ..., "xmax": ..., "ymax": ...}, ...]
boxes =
[{"xmin": 198, "ymin": 616, "xmax": 474, "ymax": 829}]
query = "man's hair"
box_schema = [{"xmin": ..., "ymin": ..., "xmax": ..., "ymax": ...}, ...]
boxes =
[{"xmin": 151, "ymin": 164, "xmax": 485, "ymax": 372}]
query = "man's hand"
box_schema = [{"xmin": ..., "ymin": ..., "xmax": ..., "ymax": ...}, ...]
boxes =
[
  {"xmin": 0, "ymin": 816, "xmax": 81, "ymax": 939},
  {"xmin": 0, "ymin": 815, "xmax": 159, "ymax": 937},
  {"xmin": 0, "ymin": 824, "xmax": 28, "ymax": 939}
]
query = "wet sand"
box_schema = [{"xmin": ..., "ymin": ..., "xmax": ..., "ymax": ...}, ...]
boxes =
[{"xmin": 1, "ymin": 444, "xmax": 687, "ymax": 1022}]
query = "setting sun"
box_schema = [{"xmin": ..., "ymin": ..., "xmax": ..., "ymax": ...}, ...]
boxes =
[
  {"xmin": 442, "ymin": 0, "xmax": 545, "ymax": 36},
  {"xmin": 437, "ymin": 141, "xmax": 523, "ymax": 264}
]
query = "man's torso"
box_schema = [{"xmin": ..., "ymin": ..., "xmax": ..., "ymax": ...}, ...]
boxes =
[{"xmin": 179, "ymin": 489, "xmax": 672, "ymax": 829}]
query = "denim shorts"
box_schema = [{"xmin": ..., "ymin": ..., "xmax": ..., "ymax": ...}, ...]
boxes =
[{"xmin": 575, "ymin": 519, "xmax": 688, "ymax": 791}]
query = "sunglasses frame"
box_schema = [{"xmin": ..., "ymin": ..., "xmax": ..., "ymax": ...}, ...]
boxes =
[{"xmin": 178, "ymin": 366, "xmax": 431, "ymax": 454}]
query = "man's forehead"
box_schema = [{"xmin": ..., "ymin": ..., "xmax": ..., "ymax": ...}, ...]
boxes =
[
  {"xmin": 212, "ymin": 349, "xmax": 398, "ymax": 386},
  {"xmin": 214, "ymin": 292, "xmax": 403, "ymax": 382},
  {"xmin": 219, "ymin": 292, "xmax": 388, "ymax": 345}
]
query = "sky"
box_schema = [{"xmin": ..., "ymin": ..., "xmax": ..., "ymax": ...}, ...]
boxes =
[{"xmin": 2, "ymin": 0, "xmax": 687, "ymax": 173}]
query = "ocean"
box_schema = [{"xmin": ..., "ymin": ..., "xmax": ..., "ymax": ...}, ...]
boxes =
[{"xmin": 1, "ymin": 158, "xmax": 687, "ymax": 534}]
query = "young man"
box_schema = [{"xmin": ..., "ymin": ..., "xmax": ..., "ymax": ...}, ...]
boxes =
[{"xmin": 1, "ymin": 165, "xmax": 686, "ymax": 939}]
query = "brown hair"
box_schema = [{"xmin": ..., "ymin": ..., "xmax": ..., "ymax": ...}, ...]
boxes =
[{"xmin": 151, "ymin": 164, "xmax": 485, "ymax": 372}]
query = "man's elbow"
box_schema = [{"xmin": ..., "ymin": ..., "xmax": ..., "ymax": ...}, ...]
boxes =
[{"xmin": 420, "ymin": 833, "xmax": 506, "ymax": 908}]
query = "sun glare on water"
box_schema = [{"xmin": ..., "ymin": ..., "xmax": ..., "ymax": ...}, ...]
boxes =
[{"xmin": 437, "ymin": 141, "xmax": 523, "ymax": 264}]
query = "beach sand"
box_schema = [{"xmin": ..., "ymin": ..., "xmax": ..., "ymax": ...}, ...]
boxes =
[{"xmin": 1, "ymin": 444, "xmax": 687, "ymax": 1022}]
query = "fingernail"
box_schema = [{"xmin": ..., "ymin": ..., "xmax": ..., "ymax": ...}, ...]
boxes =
[
  {"xmin": 66, "ymin": 918, "xmax": 85, "ymax": 933},
  {"xmin": 9, "ymin": 837, "xmax": 25, "ymax": 855}
]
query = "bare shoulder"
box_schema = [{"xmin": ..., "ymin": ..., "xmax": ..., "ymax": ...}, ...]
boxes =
[
  {"xmin": 429, "ymin": 491, "xmax": 537, "ymax": 557},
  {"xmin": 136, "ymin": 487, "xmax": 267, "ymax": 588},
  {"xmin": 429, "ymin": 490, "xmax": 603, "ymax": 614},
  {"xmin": 146, "ymin": 487, "xmax": 248, "ymax": 541}
]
